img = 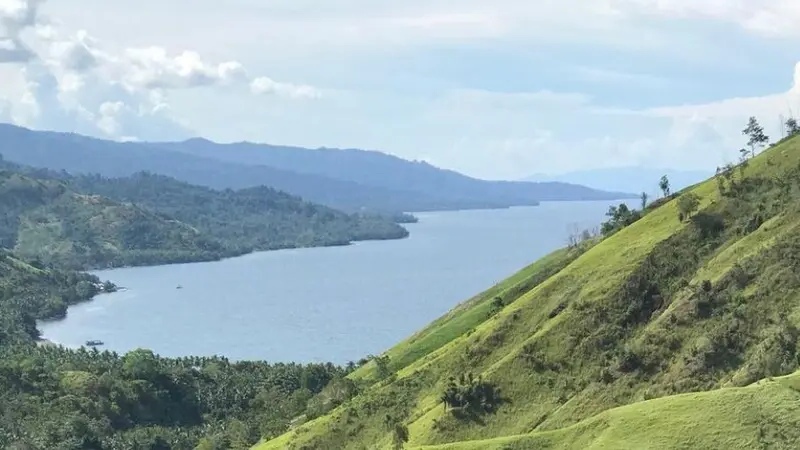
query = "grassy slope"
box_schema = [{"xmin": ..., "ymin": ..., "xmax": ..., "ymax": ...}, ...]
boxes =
[
  {"xmin": 413, "ymin": 371, "xmax": 800, "ymax": 450},
  {"xmin": 257, "ymin": 136, "xmax": 800, "ymax": 449}
]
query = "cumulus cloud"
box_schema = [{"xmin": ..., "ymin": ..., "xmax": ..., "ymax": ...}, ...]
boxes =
[
  {"xmin": 0, "ymin": 0, "xmax": 44, "ymax": 37},
  {"xmin": 0, "ymin": 0, "xmax": 45, "ymax": 62},
  {"xmin": 0, "ymin": 0, "xmax": 320, "ymax": 142},
  {"xmin": 119, "ymin": 47, "xmax": 248, "ymax": 90},
  {"xmin": 0, "ymin": 37, "xmax": 31, "ymax": 62},
  {"xmin": 1, "ymin": 0, "xmax": 797, "ymax": 180},
  {"xmin": 48, "ymin": 30, "xmax": 98, "ymax": 71}
]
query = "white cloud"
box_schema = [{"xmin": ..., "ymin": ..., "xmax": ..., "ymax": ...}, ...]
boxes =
[
  {"xmin": 47, "ymin": 29, "xmax": 97, "ymax": 71},
  {"xmin": 0, "ymin": 0, "xmax": 797, "ymax": 181},
  {"xmin": 0, "ymin": 0, "xmax": 44, "ymax": 62},
  {"xmin": 616, "ymin": 0, "xmax": 800, "ymax": 37},
  {"xmin": 0, "ymin": 0, "xmax": 320, "ymax": 143},
  {"xmin": 119, "ymin": 47, "xmax": 248, "ymax": 90},
  {"xmin": 0, "ymin": 0, "xmax": 44, "ymax": 33},
  {"xmin": 374, "ymin": 60, "xmax": 800, "ymax": 179},
  {"xmin": 250, "ymin": 77, "xmax": 320, "ymax": 99},
  {"xmin": 0, "ymin": 37, "xmax": 30, "ymax": 62}
]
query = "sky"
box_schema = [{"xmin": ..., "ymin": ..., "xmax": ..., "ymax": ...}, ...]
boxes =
[{"xmin": 1, "ymin": 1, "xmax": 800, "ymax": 180}]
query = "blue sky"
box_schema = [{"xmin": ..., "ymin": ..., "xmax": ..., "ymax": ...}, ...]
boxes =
[{"xmin": 2, "ymin": 0, "xmax": 800, "ymax": 180}]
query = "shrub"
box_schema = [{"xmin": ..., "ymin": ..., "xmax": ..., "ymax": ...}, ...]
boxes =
[
  {"xmin": 440, "ymin": 373, "xmax": 503, "ymax": 418},
  {"xmin": 489, "ymin": 296, "xmax": 505, "ymax": 316},
  {"xmin": 691, "ymin": 212, "xmax": 725, "ymax": 239},
  {"xmin": 677, "ymin": 193, "xmax": 700, "ymax": 221}
]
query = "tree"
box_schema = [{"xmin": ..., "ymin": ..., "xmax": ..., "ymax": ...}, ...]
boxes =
[
  {"xmin": 786, "ymin": 117, "xmax": 800, "ymax": 137},
  {"xmin": 392, "ymin": 423, "xmax": 409, "ymax": 450},
  {"xmin": 373, "ymin": 355, "xmax": 391, "ymax": 380},
  {"xmin": 384, "ymin": 415, "xmax": 409, "ymax": 450},
  {"xmin": 677, "ymin": 193, "xmax": 700, "ymax": 221},
  {"xmin": 743, "ymin": 116, "xmax": 769, "ymax": 158},
  {"xmin": 738, "ymin": 148, "xmax": 750, "ymax": 176},
  {"xmin": 601, "ymin": 203, "xmax": 642, "ymax": 236},
  {"xmin": 122, "ymin": 349, "xmax": 160, "ymax": 381},
  {"xmin": 640, "ymin": 192, "xmax": 648, "ymax": 210},
  {"xmin": 659, "ymin": 175, "xmax": 671, "ymax": 198},
  {"xmin": 441, "ymin": 373, "xmax": 503, "ymax": 417},
  {"xmin": 739, "ymin": 148, "xmax": 749, "ymax": 162}
]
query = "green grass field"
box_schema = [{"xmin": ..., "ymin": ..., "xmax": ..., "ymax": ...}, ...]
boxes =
[
  {"xmin": 257, "ymin": 135, "xmax": 800, "ymax": 450},
  {"xmin": 413, "ymin": 371, "xmax": 800, "ymax": 450}
]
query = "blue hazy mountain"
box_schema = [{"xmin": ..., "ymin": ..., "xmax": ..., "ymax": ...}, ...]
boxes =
[{"xmin": 0, "ymin": 123, "xmax": 632, "ymax": 213}]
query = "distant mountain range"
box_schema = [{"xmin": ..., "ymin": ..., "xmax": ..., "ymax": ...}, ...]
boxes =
[
  {"xmin": 0, "ymin": 123, "xmax": 632, "ymax": 213},
  {"xmin": 524, "ymin": 167, "xmax": 713, "ymax": 199}
]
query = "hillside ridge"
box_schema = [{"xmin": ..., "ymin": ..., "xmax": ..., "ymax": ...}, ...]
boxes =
[{"xmin": 257, "ymin": 134, "xmax": 800, "ymax": 449}]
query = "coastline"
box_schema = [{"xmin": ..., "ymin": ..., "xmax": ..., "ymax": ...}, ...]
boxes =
[{"xmin": 79, "ymin": 231, "xmax": 412, "ymax": 272}]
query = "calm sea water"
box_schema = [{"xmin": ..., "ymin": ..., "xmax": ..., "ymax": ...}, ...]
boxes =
[{"xmin": 39, "ymin": 201, "xmax": 619, "ymax": 363}]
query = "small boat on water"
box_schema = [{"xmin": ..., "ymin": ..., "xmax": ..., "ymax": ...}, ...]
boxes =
[
  {"xmin": 85, "ymin": 340, "xmax": 104, "ymax": 347},
  {"xmin": 176, "ymin": 285, "xmax": 183, "ymax": 289}
]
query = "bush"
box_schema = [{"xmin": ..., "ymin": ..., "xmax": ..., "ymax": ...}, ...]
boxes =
[
  {"xmin": 489, "ymin": 296, "xmax": 505, "ymax": 316},
  {"xmin": 440, "ymin": 373, "xmax": 503, "ymax": 418},
  {"xmin": 691, "ymin": 212, "xmax": 725, "ymax": 239},
  {"xmin": 677, "ymin": 193, "xmax": 700, "ymax": 221}
]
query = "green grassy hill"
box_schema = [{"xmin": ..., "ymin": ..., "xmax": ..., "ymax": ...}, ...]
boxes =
[
  {"xmin": 257, "ymin": 135, "xmax": 800, "ymax": 449},
  {"xmin": 412, "ymin": 371, "xmax": 800, "ymax": 450}
]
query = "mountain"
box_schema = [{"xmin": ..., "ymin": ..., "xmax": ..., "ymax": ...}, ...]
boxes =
[
  {"xmin": 257, "ymin": 135, "xmax": 800, "ymax": 449},
  {"xmin": 0, "ymin": 160, "xmax": 408, "ymax": 270},
  {"xmin": 157, "ymin": 138, "xmax": 635, "ymax": 205},
  {"xmin": 525, "ymin": 166, "xmax": 712, "ymax": 198},
  {"xmin": 0, "ymin": 123, "xmax": 631, "ymax": 213}
]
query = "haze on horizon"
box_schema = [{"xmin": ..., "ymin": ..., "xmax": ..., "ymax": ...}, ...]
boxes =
[{"xmin": 1, "ymin": 0, "xmax": 800, "ymax": 180}]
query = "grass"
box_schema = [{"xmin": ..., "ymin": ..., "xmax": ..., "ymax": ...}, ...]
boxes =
[
  {"xmin": 256, "ymin": 135, "xmax": 800, "ymax": 450},
  {"xmin": 412, "ymin": 370, "xmax": 800, "ymax": 450}
]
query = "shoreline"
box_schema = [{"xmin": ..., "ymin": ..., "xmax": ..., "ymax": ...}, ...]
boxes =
[{"xmin": 81, "ymin": 232, "xmax": 412, "ymax": 272}]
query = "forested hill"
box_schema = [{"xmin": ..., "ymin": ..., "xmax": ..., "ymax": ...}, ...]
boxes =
[
  {"xmin": 257, "ymin": 133, "xmax": 800, "ymax": 449},
  {"xmin": 0, "ymin": 161, "xmax": 408, "ymax": 270},
  {"xmin": 0, "ymin": 123, "xmax": 632, "ymax": 213},
  {"xmin": 0, "ymin": 252, "xmax": 356, "ymax": 449},
  {"xmin": 0, "ymin": 169, "xmax": 228, "ymax": 270},
  {"xmin": 64, "ymin": 172, "xmax": 409, "ymax": 252}
]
